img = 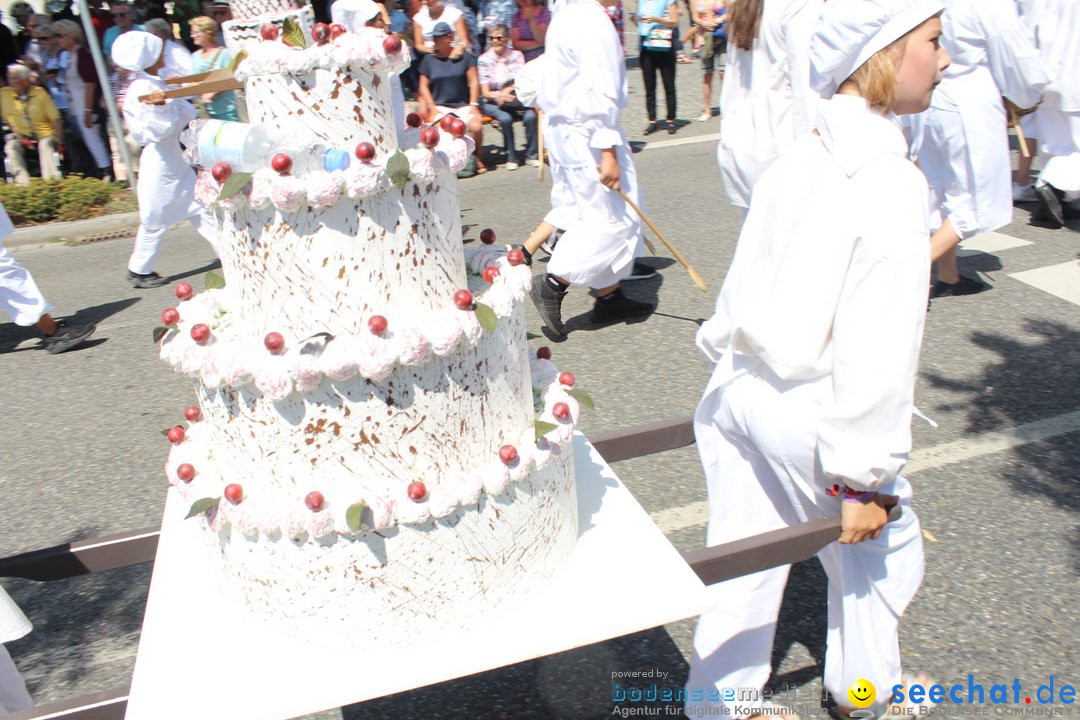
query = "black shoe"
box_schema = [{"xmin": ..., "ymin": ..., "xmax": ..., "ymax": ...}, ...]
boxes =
[
  {"xmin": 43, "ymin": 320, "xmax": 96, "ymax": 354},
  {"xmin": 590, "ymin": 287, "xmax": 655, "ymax": 324},
  {"xmin": 128, "ymin": 271, "xmax": 169, "ymax": 288},
  {"xmin": 1034, "ymin": 183, "xmax": 1065, "ymax": 227},
  {"xmin": 530, "ymin": 273, "xmax": 567, "ymax": 337},
  {"xmin": 667, "ymin": 123, "xmax": 677, "ymax": 135},
  {"xmin": 643, "ymin": 122, "xmax": 659, "ymax": 135},
  {"xmin": 620, "ymin": 261, "xmax": 658, "ymax": 282},
  {"xmin": 930, "ymin": 275, "xmax": 991, "ymax": 298}
]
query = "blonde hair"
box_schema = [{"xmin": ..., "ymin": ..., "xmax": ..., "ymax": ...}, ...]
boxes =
[
  {"xmin": 190, "ymin": 15, "xmax": 219, "ymax": 36},
  {"xmin": 840, "ymin": 32, "xmax": 910, "ymax": 112},
  {"xmin": 51, "ymin": 19, "xmax": 85, "ymax": 45}
]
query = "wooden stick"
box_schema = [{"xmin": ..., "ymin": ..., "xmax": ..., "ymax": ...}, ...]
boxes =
[
  {"xmin": 1009, "ymin": 104, "xmax": 1031, "ymax": 159},
  {"xmin": 138, "ymin": 76, "xmax": 244, "ymax": 103},
  {"xmin": 618, "ymin": 188, "xmax": 707, "ymax": 293},
  {"xmin": 537, "ymin": 109, "xmax": 545, "ymax": 181}
]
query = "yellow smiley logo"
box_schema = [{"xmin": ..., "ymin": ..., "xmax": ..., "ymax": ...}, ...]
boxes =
[{"xmin": 848, "ymin": 679, "xmax": 876, "ymax": 708}]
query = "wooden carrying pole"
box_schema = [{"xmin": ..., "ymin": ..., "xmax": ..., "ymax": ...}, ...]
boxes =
[{"xmin": 617, "ymin": 189, "xmax": 707, "ymax": 293}]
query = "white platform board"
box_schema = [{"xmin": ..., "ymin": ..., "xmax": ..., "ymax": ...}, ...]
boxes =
[{"xmin": 125, "ymin": 433, "xmax": 709, "ymax": 720}]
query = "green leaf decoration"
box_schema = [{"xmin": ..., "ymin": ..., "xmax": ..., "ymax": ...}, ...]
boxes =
[
  {"xmin": 387, "ymin": 149, "xmax": 411, "ymax": 191},
  {"xmin": 185, "ymin": 497, "xmax": 220, "ymax": 519},
  {"xmin": 226, "ymin": 49, "xmax": 248, "ymax": 72},
  {"xmin": 281, "ymin": 17, "xmax": 307, "ymax": 48},
  {"xmin": 216, "ymin": 170, "xmax": 252, "ymax": 203},
  {"xmin": 567, "ymin": 388, "xmax": 595, "ymax": 410},
  {"xmin": 346, "ymin": 501, "xmax": 366, "ymax": 533},
  {"xmin": 204, "ymin": 269, "xmax": 226, "ymax": 291},
  {"xmin": 474, "ymin": 302, "xmax": 497, "ymax": 333},
  {"xmin": 534, "ymin": 420, "xmax": 557, "ymax": 441},
  {"xmin": 526, "ymin": 332, "xmax": 541, "ymax": 340},
  {"xmin": 153, "ymin": 325, "xmax": 170, "ymax": 343}
]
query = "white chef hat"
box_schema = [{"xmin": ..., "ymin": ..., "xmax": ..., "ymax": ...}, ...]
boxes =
[
  {"xmin": 331, "ymin": 0, "xmax": 380, "ymax": 31},
  {"xmin": 810, "ymin": 0, "xmax": 944, "ymax": 98},
  {"xmin": 111, "ymin": 30, "xmax": 163, "ymax": 72}
]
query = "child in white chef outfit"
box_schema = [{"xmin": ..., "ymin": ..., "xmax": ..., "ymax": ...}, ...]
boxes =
[{"xmin": 685, "ymin": 1, "xmax": 951, "ymax": 718}]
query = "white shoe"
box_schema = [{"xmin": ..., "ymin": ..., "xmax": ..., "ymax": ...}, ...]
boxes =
[
  {"xmin": 697, "ymin": 112, "xmax": 712, "ymax": 122},
  {"xmin": 1013, "ymin": 182, "xmax": 1037, "ymax": 202},
  {"xmin": 525, "ymin": 158, "xmax": 540, "ymax": 167},
  {"xmin": 506, "ymin": 162, "xmax": 519, "ymax": 171}
]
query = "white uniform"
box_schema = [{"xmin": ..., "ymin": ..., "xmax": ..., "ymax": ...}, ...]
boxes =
[
  {"xmin": 686, "ymin": 96, "xmax": 929, "ymax": 718},
  {"xmin": 1027, "ymin": 0, "xmax": 1080, "ymax": 195},
  {"xmin": 0, "ymin": 584, "xmax": 33, "ymax": 713},
  {"xmin": 0, "ymin": 204, "xmax": 50, "ymax": 327},
  {"xmin": 124, "ymin": 72, "xmax": 219, "ymax": 275},
  {"xmin": 910, "ymin": 0, "xmax": 1048, "ymax": 238},
  {"xmin": 161, "ymin": 39, "xmax": 193, "ymax": 84},
  {"xmin": 534, "ymin": 0, "xmax": 643, "ymax": 289},
  {"xmin": 717, "ymin": 0, "xmax": 823, "ymax": 208}
]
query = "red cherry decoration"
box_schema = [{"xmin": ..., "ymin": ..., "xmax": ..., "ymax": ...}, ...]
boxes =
[
  {"xmin": 536, "ymin": 346, "xmax": 552, "ymax": 360},
  {"xmin": 479, "ymin": 228, "xmax": 495, "ymax": 244},
  {"xmin": 499, "ymin": 445, "xmax": 518, "ymax": 464},
  {"xmin": 329, "ymin": 23, "xmax": 347, "ymax": 39},
  {"xmin": 453, "ymin": 289, "xmax": 474, "ymax": 309},
  {"xmin": 161, "ymin": 307, "xmax": 180, "ymax": 326},
  {"xmin": 482, "ymin": 266, "xmax": 499, "ymax": 284},
  {"xmin": 368, "ymin": 315, "xmax": 388, "ymax": 334},
  {"xmin": 167, "ymin": 426, "xmax": 185, "ymax": 444},
  {"xmin": 264, "ymin": 332, "xmax": 285, "ymax": 353},
  {"xmin": 184, "ymin": 405, "xmax": 202, "ymax": 422},
  {"xmin": 506, "ymin": 248, "xmax": 525, "ymax": 266},
  {"xmin": 190, "ymin": 324, "xmax": 211, "ymax": 345},
  {"xmin": 224, "ymin": 483, "xmax": 244, "ymax": 504},
  {"xmin": 552, "ymin": 402, "xmax": 570, "ymax": 421},
  {"xmin": 260, "ymin": 23, "xmax": 279, "ymax": 41},
  {"xmin": 420, "ymin": 126, "xmax": 440, "ymax": 149},
  {"xmin": 407, "ymin": 481, "xmax": 427, "ymax": 501},
  {"xmin": 311, "ymin": 22, "xmax": 330, "ymax": 44},
  {"xmin": 439, "ymin": 114, "xmax": 457, "ymax": 132},
  {"xmin": 176, "ymin": 463, "xmax": 195, "ymax": 482},
  {"xmin": 355, "ymin": 142, "xmax": 375, "ymax": 162},
  {"xmin": 305, "ymin": 491, "xmax": 325, "ymax": 511},
  {"xmin": 383, "ymin": 34, "xmax": 402, "ymax": 54},
  {"xmin": 211, "ymin": 161, "xmax": 232, "ymax": 183},
  {"xmin": 449, "ymin": 118, "xmax": 466, "ymax": 139},
  {"xmin": 175, "ymin": 282, "xmax": 194, "ymax": 301},
  {"xmin": 559, "ymin": 371, "xmax": 575, "ymax": 387},
  {"xmin": 270, "ymin": 153, "xmax": 292, "ymax": 175},
  {"xmin": 406, "ymin": 112, "xmax": 423, "ymax": 128}
]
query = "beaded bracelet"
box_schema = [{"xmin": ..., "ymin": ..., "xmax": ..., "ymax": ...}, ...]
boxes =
[{"xmin": 826, "ymin": 483, "xmax": 879, "ymax": 503}]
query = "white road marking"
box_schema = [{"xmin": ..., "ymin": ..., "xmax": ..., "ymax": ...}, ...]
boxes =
[
  {"xmin": 956, "ymin": 231, "xmax": 1032, "ymax": 256},
  {"xmin": 651, "ymin": 409, "xmax": 1080, "ymax": 534},
  {"xmin": 1009, "ymin": 260, "xmax": 1080, "ymax": 306},
  {"xmin": 639, "ymin": 133, "xmax": 720, "ymax": 151}
]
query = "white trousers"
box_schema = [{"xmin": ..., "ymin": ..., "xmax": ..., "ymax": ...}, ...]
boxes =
[
  {"xmin": 77, "ymin": 117, "xmax": 112, "ymax": 172},
  {"xmin": 128, "ymin": 206, "xmax": 220, "ymax": 275},
  {"xmin": 1036, "ymin": 107, "xmax": 1080, "ymax": 196},
  {"xmin": 685, "ymin": 355, "xmax": 924, "ymax": 719},
  {"xmin": 0, "ymin": 239, "xmax": 50, "ymax": 326},
  {"xmin": 4, "ymin": 136, "xmax": 60, "ymax": 185},
  {"xmin": 0, "ymin": 645, "xmax": 32, "ymax": 713}
]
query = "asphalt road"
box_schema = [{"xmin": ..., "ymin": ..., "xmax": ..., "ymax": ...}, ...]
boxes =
[{"xmin": 1, "ymin": 50, "xmax": 1078, "ymax": 720}]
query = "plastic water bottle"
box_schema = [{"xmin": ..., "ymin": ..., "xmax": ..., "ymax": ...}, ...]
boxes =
[{"xmin": 180, "ymin": 119, "xmax": 275, "ymax": 172}]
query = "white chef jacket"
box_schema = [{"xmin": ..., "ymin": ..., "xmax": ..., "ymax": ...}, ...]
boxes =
[
  {"xmin": 912, "ymin": 0, "xmax": 1048, "ymax": 238},
  {"xmin": 1025, "ymin": 0, "xmax": 1079, "ymax": 111},
  {"xmin": 123, "ymin": 72, "xmax": 204, "ymax": 230},
  {"xmin": 697, "ymin": 95, "xmax": 931, "ymax": 492},
  {"xmin": 717, "ymin": 0, "xmax": 823, "ymax": 208}
]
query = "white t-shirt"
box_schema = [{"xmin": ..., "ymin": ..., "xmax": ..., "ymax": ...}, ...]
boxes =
[{"xmin": 413, "ymin": 4, "xmax": 464, "ymax": 43}]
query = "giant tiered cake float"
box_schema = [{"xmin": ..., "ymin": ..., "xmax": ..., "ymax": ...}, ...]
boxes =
[{"xmin": 153, "ymin": 13, "xmax": 585, "ymax": 640}]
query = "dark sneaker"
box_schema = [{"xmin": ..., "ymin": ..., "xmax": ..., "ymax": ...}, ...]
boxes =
[
  {"xmin": 1034, "ymin": 183, "xmax": 1065, "ymax": 227},
  {"xmin": 620, "ymin": 261, "xmax": 658, "ymax": 282},
  {"xmin": 930, "ymin": 275, "xmax": 991, "ymax": 298},
  {"xmin": 128, "ymin": 271, "xmax": 169, "ymax": 288},
  {"xmin": 44, "ymin": 321, "xmax": 96, "ymax": 354},
  {"xmin": 530, "ymin": 273, "xmax": 567, "ymax": 338},
  {"xmin": 590, "ymin": 287, "xmax": 655, "ymax": 324}
]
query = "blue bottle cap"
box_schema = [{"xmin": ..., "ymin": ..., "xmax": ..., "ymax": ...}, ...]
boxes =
[{"xmin": 323, "ymin": 148, "xmax": 351, "ymax": 172}]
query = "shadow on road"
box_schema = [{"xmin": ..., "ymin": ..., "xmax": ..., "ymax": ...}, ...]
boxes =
[
  {"xmin": 168, "ymin": 259, "xmax": 223, "ymax": 283},
  {"xmin": 0, "ymin": 297, "xmax": 140, "ymax": 354}
]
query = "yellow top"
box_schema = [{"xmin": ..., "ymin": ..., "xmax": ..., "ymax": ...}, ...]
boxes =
[{"xmin": 1, "ymin": 86, "xmax": 61, "ymax": 140}]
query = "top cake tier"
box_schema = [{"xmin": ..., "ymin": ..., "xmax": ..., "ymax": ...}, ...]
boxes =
[{"xmin": 226, "ymin": 0, "xmax": 303, "ymax": 20}]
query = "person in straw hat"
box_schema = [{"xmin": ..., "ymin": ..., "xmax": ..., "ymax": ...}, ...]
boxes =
[{"xmin": 685, "ymin": 1, "xmax": 951, "ymax": 718}]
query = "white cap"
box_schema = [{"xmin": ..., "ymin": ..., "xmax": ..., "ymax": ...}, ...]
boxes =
[
  {"xmin": 331, "ymin": 0, "xmax": 380, "ymax": 31},
  {"xmin": 810, "ymin": 0, "xmax": 944, "ymax": 98},
  {"xmin": 111, "ymin": 30, "xmax": 163, "ymax": 72}
]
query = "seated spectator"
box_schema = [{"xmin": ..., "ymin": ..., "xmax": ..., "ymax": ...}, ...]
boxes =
[
  {"xmin": 477, "ymin": 24, "xmax": 535, "ymax": 169},
  {"xmin": 418, "ymin": 21, "xmax": 485, "ymax": 173},
  {"xmin": 104, "ymin": 1, "xmax": 143, "ymax": 57},
  {"xmin": 510, "ymin": 0, "xmax": 548, "ymax": 61},
  {"xmin": 189, "ymin": 16, "xmax": 238, "ymax": 121},
  {"xmin": 1, "ymin": 64, "xmax": 63, "ymax": 184}
]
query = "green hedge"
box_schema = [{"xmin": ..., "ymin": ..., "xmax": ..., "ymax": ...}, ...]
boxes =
[{"xmin": 0, "ymin": 176, "xmax": 130, "ymax": 224}]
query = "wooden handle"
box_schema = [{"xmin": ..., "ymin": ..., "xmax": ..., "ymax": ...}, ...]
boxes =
[
  {"xmin": 1009, "ymin": 104, "xmax": 1031, "ymax": 159},
  {"xmin": 618, "ymin": 188, "xmax": 707, "ymax": 293},
  {"xmin": 138, "ymin": 76, "xmax": 243, "ymax": 103}
]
